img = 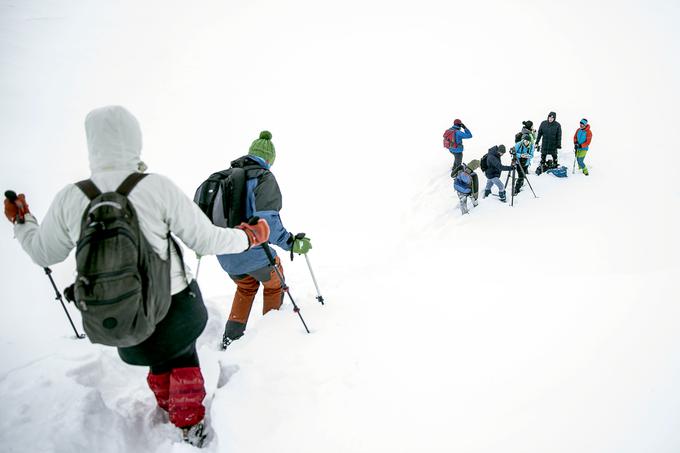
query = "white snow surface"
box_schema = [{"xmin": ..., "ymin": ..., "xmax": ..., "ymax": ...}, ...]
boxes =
[{"xmin": 1, "ymin": 1, "xmax": 680, "ymax": 452}]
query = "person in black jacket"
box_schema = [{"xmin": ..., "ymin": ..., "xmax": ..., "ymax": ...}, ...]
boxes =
[
  {"xmin": 483, "ymin": 145, "xmax": 513, "ymax": 203},
  {"xmin": 535, "ymin": 111, "xmax": 562, "ymax": 166}
]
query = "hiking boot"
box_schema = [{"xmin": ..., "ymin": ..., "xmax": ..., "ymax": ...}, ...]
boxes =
[
  {"xmin": 583, "ymin": 167, "xmax": 589, "ymax": 176},
  {"xmin": 182, "ymin": 422, "xmax": 207, "ymax": 448},
  {"xmin": 221, "ymin": 320, "xmax": 246, "ymax": 349},
  {"xmin": 483, "ymin": 189, "xmax": 491, "ymax": 198},
  {"xmin": 221, "ymin": 332, "xmax": 243, "ymax": 350},
  {"xmin": 499, "ymin": 191, "xmax": 507, "ymax": 203}
]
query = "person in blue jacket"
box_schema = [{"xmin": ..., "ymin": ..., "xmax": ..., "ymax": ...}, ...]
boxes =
[
  {"xmin": 217, "ymin": 131, "xmax": 312, "ymax": 345},
  {"xmin": 511, "ymin": 134, "xmax": 534, "ymax": 195},
  {"xmin": 444, "ymin": 119, "xmax": 473, "ymax": 170}
]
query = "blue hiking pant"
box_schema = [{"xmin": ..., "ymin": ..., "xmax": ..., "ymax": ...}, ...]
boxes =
[
  {"xmin": 576, "ymin": 150, "xmax": 588, "ymax": 170},
  {"xmin": 485, "ymin": 177, "xmax": 505, "ymax": 192}
]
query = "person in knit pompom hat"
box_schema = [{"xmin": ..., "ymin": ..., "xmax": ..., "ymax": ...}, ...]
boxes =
[{"xmin": 217, "ymin": 130, "xmax": 312, "ymax": 346}]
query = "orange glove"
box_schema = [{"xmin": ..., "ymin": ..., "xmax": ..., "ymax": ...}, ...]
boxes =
[
  {"xmin": 4, "ymin": 192, "xmax": 30, "ymax": 224},
  {"xmin": 236, "ymin": 217, "xmax": 270, "ymax": 249}
]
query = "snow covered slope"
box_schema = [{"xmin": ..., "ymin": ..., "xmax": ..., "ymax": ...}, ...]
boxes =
[{"xmin": 1, "ymin": 1, "xmax": 679, "ymax": 452}]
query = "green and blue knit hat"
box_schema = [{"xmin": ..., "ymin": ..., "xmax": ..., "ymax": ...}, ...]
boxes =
[{"xmin": 248, "ymin": 130, "xmax": 276, "ymax": 166}]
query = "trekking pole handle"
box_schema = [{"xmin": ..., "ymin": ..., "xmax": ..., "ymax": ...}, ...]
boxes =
[
  {"xmin": 4, "ymin": 190, "xmax": 25, "ymax": 224},
  {"xmin": 289, "ymin": 232, "xmax": 306, "ymax": 261}
]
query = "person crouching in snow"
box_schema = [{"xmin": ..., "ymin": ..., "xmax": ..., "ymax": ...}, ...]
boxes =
[
  {"xmin": 483, "ymin": 145, "xmax": 513, "ymax": 202},
  {"xmin": 3, "ymin": 105, "xmax": 270, "ymax": 448},
  {"xmin": 535, "ymin": 154, "xmax": 558, "ymax": 176},
  {"xmin": 451, "ymin": 160, "xmax": 480, "ymax": 214},
  {"xmin": 574, "ymin": 118, "xmax": 593, "ymax": 175}
]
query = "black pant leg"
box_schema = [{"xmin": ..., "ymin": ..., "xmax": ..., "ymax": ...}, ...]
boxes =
[
  {"xmin": 453, "ymin": 153, "xmax": 463, "ymax": 169},
  {"xmin": 150, "ymin": 343, "xmax": 200, "ymax": 374}
]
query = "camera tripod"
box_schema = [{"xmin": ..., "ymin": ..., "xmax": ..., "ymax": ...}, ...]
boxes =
[{"xmin": 504, "ymin": 154, "xmax": 538, "ymax": 207}]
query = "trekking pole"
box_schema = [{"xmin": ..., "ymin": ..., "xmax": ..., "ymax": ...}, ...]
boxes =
[
  {"xmin": 5, "ymin": 190, "xmax": 85, "ymax": 339},
  {"xmin": 304, "ymin": 254, "xmax": 325, "ymax": 305},
  {"xmin": 573, "ymin": 150, "xmax": 577, "ymax": 174},
  {"xmin": 288, "ymin": 232, "xmax": 325, "ymax": 305},
  {"xmin": 195, "ymin": 256, "xmax": 202, "ymax": 281},
  {"xmin": 44, "ymin": 267, "xmax": 87, "ymax": 339},
  {"xmin": 510, "ymin": 159, "xmax": 516, "ymax": 207},
  {"xmin": 262, "ymin": 242, "xmax": 311, "ymax": 334}
]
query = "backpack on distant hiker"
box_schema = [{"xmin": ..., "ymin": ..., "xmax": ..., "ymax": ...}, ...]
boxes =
[
  {"xmin": 70, "ymin": 173, "xmax": 175, "ymax": 347},
  {"xmin": 193, "ymin": 167, "xmax": 248, "ymax": 228},
  {"xmin": 453, "ymin": 171, "xmax": 473, "ymax": 194},
  {"xmin": 443, "ymin": 128, "xmax": 459, "ymax": 149},
  {"xmin": 480, "ymin": 154, "xmax": 489, "ymax": 172}
]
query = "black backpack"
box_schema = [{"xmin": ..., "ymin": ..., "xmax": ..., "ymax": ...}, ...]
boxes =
[
  {"xmin": 194, "ymin": 156, "xmax": 273, "ymax": 228},
  {"xmin": 72, "ymin": 173, "xmax": 173, "ymax": 347},
  {"xmin": 480, "ymin": 154, "xmax": 489, "ymax": 172},
  {"xmin": 193, "ymin": 167, "xmax": 248, "ymax": 228}
]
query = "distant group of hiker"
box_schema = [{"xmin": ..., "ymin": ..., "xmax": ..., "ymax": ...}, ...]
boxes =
[
  {"xmin": 3, "ymin": 106, "xmax": 312, "ymax": 447},
  {"xmin": 444, "ymin": 112, "xmax": 593, "ymax": 213}
]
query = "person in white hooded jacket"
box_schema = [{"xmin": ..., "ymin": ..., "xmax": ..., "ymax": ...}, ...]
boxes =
[{"xmin": 3, "ymin": 105, "xmax": 269, "ymax": 447}]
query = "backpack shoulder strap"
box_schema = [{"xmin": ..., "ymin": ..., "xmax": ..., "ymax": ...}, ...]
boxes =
[
  {"xmin": 167, "ymin": 233, "xmax": 193, "ymax": 291},
  {"xmin": 75, "ymin": 179, "xmax": 102, "ymax": 200},
  {"xmin": 116, "ymin": 173, "xmax": 149, "ymax": 196}
]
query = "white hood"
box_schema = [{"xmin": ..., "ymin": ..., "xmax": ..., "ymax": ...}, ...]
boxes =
[{"xmin": 85, "ymin": 105, "xmax": 144, "ymax": 173}]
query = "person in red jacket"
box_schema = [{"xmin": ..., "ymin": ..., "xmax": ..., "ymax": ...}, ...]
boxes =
[{"xmin": 573, "ymin": 118, "xmax": 593, "ymax": 175}]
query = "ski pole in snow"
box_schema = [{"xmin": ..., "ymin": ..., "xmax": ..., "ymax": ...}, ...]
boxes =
[
  {"xmin": 573, "ymin": 150, "xmax": 577, "ymax": 174},
  {"xmin": 261, "ymin": 241, "xmax": 311, "ymax": 334},
  {"xmin": 44, "ymin": 267, "xmax": 86, "ymax": 339},
  {"xmin": 6, "ymin": 191, "xmax": 85, "ymax": 339},
  {"xmin": 288, "ymin": 232, "xmax": 324, "ymax": 305},
  {"xmin": 304, "ymin": 254, "xmax": 325, "ymax": 305}
]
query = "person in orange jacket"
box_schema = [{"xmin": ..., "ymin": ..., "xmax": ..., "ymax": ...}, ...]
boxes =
[{"xmin": 573, "ymin": 118, "xmax": 593, "ymax": 175}]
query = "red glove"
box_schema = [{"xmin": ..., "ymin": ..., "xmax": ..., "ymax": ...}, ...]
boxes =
[
  {"xmin": 4, "ymin": 193, "xmax": 30, "ymax": 224},
  {"xmin": 236, "ymin": 218, "xmax": 270, "ymax": 249}
]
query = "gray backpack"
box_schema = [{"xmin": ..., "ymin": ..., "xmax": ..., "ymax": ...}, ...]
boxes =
[{"xmin": 72, "ymin": 173, "xmax": 173, "ymax": 347}]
